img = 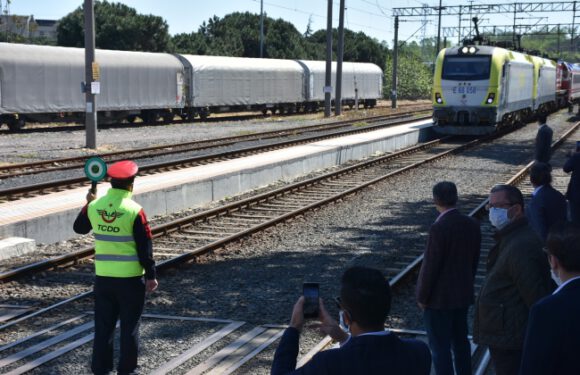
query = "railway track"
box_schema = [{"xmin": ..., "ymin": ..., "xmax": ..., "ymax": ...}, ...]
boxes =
[
  {"xmin": 298, "ymin": 121, "xmax": 580, "ymax": 375},
  {"xmin": 0, "ymin": 121, "xmax": 576, "ymax": 374},
  {"xmin": 0, "ymin": 110, "xmax": 430, "ymax": 202},
  {"xmin": 0, "ymin": 102, "xmax": 429, "ymax": 135}
]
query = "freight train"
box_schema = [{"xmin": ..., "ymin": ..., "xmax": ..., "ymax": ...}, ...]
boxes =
[
  {"xmin": 432, "ymin": 44, "xmax": 580, "ymax": 135},
  {"xmin": 0, "ymin": 43, "xmax": 383, "ymax": 131}
]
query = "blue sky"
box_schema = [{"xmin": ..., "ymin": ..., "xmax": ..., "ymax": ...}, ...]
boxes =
[{"xmin": 3, "ymin": 0, "xmax": 574, "ymax": 46}]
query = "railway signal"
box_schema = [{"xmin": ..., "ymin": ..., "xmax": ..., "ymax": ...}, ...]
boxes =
[{"xmin": 84, "ymin": 156, "xmax": 107, "ymax": 194}]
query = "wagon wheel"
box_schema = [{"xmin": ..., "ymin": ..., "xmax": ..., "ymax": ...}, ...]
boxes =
[{"xmin": 7, "ymin": 117, "xmax": 25, "ymax": 132}]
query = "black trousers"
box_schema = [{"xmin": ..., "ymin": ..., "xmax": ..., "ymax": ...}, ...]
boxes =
[
  {"xmin": 92, "ymin": 276, "xmax": 145, "ymax": 375},
  {"xmin": 489, "ymin": 346, "xmax": 523, "ymax": 375}
]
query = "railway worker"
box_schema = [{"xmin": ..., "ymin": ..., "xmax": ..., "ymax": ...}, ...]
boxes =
[
  {"xmin": 563, "ymin": 142, "xmax": 580, "ymax": 223},
  {"xmin": 73, "ymin": 160, "xmax": 158, "ymax": 375},
  {"xmin": 534, "ymin": 114, "xmax": 553, "ymax": 164},
  {"xmin": 271, "ymin": 266, "xmax": 431, "ymax": 375},
  {"xmin": 473, "ymin": 184, "xmax": 555, "ymax": 375},
  {"xmin": 526, "ymin": 162, "xmax": 567, "ymax": 242},
  {"xmin": 519, "ymin": 221, "xmax": 580, "ymax": 375},
  {"xmin": 416, "ymin": 181, "xmax": 481, "ymax": 375}
]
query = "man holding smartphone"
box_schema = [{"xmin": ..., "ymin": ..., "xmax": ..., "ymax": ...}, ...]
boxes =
[
  {"xmin": 564, "ymin": 141, "xmax": 580, "ymax": 223},
  {"xmin": 271, "ymin": 266, "xmax": 431, "ymax": 375}
]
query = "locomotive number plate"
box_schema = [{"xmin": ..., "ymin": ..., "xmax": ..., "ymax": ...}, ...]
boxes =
[{"xmin": 452, "ymin": 86, "xmax": 477, "ymax": 94}]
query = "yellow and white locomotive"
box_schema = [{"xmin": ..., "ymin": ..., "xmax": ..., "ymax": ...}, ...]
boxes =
[{"xmin": 432, "ymin": 45, "xmax": 556, "ymax": 135}]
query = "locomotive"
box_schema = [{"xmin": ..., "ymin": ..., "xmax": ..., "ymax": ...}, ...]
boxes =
[
  {"xmin": 0, "ymin": 43, "xmax": 383, "ymax": 131},
  {"xmin": 432, "ymin": 44, "xmax": 580, "ymax": 135}
]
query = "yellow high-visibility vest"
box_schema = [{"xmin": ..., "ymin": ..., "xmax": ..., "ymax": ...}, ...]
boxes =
[{"xmin": 88, "ymin": 188, "xmax": 144, "ymax": 277}]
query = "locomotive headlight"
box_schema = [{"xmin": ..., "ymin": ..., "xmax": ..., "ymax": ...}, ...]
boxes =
[
  {"xmin": 435, "ymin": 92, "xmax": 443, "ymax": 104},
  {"xmin": 461, "ymin": 47, "xmax": 469, "ymax": 54},
  {"xmin": 486, "ymin": 93, "xmax": 495, "ymax": 104},
  {"xmin": 469, "ymin": 47, "xmax": 476, "ymax": 54}
]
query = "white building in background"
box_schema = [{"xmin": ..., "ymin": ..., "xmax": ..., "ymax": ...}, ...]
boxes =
[{"xmin": 0, "ymin": 15, "xmax": 58, "ymax": 42}]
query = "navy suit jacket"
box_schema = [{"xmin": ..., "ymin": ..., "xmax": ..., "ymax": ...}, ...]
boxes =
[
  {"xmin": 564, "ymin": 152, "xmax": 580, "ymax": 203},
  {"xmin": 520, "ymin": 278, "xmax": 580, "ymax": 375},
  {"xmin": 271, "ymin": 327, "xmax": 431, "ymax": 375},
  {"xmin": 535, "ymin": 124, "xmax": 553, "ymax": 163},
  {"xmin": 526, "ymin": 185, "xmax": 567, "ymax": 241}
]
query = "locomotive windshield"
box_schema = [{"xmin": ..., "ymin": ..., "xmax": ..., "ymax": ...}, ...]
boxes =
[{"xmin": 442, "ymin": 56, "xmax": 491, "ymax": 81}]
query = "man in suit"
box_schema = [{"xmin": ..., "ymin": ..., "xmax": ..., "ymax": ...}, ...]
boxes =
[
  {"xmin": 526, "ymin": 162, "xmax": 567, "ymax": 241},
  {"xmin": 534, "ymin": 114, "xmax": 553, "ymax": 163},
  {"xmin": 416, "ymin": 181, "xmax": 481, "ymax": 375},
  {"xmin": 564, "ymin": 144, "xmax": 580, "ymax": 223},
  {"xmin": 474, "ymin": 185, "xmax": 555, "ymax": 375},
  {"xmin": 520, "ymin": 221, "xmax": 580, "ymax": 375},
  {"xmin": 271, "ymin": 266, "xmax": 431, "ymax": 375}
]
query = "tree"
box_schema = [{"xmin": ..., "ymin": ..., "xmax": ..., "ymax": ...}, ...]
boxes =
[
  {"xmin": 57, "ymin": 1, "xmax": 171, "ymax": 52},
  {"xmin": 307, "ymin": 29, "xmax": 388, "ymax": 71},
  {"xmin": 171, "ymin": 12, "xmax": 315, "ymax": 59},
  {"xmin": 385, "ymin": 47, "xmax": 432, "ymax": 100}
]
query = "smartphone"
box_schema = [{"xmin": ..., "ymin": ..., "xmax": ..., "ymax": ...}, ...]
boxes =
[
  {"xmin": 576, "ymin": 141, "xmax": 580, "ymax": 152},
  {"xmin": 303, "ymin": 282, "xmax": 320, "ymax": 318}
]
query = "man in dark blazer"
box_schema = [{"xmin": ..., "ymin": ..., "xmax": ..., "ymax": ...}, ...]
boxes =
[
  {"xmin": 416, "ymin": 181, "xmax": 481, "ymax": 375},
  {"xmin": 534, "ymin": 114, "xmax": 553, "ymax": 163},
  {"xmin": 520, "ymin": 221, "xmax": 580, "ymax": 375},
  {"xmin": 271, "ymin": 266, "xmax": 431, "ymax": 375},
  {"xmin": 526, "ymin": 162, "xmax": 567, "ymax": 241},
  {"xmin": 564, "ymin": 145, "xmax": 580, "ymax": 223}
]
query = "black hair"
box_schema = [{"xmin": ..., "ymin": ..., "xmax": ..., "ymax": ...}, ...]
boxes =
[
  {"xmin": 538, "ymin": 113, "xmax": 547, "ymax": 124},
  {"xmin": 340, "ymin": 266, "xmax": 391, "ymax": 330},
  {"xmin": 433, "ymin": 181, "xmax": 458, "ymax": 207},
  {"xmin": 490, "ymin": 184, "xmax": 524, "ymax": 207},
  {"xmin": 110, "ymin": 177, "xmax": 135, "ymax": 190},
  {"xmin": 546, "ymin": 221, "xmax": 580, "ymax": 272},
  {"xmin": 529, "ymin": 162, "xmax": 552, "ymax": 186}
]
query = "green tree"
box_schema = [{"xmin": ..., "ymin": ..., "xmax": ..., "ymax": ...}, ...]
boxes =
[
  {"xmin": 307, "ymin": 29, "xmax": 388, "ymax": 71},
  {"xmin": 385, "ymin": 47, "xmax": 433, "ymax": 100},
  {"xmin": 174, "ymin": 12, "xmax": 313, "ymax": 59},
  {"xmin": 57, "ymin": 1, "xmax": 171, "ymax": 52}
]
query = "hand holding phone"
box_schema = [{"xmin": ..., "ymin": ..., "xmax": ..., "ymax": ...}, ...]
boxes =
[{"xmin": 303, "ymin": 282, "xmax": 320, "ymax": 318}]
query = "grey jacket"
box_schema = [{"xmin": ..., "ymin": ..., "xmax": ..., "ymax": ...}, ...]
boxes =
[{"xmin": 473, "ymin": 217, "xmax": 555, "ymax": 350}]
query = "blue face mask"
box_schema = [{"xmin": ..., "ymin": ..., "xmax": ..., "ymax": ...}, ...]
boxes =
[{"xmin": 489, "ymin": 207, "xmax": 510, "ymax": 229}]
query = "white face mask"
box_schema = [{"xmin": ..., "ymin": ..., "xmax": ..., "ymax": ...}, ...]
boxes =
[{"xmin": 489, "ymin": 207, "xmax": 510, "ymax": 229}]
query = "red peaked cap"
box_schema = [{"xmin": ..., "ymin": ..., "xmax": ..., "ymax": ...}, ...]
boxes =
[{"xmin": 107, "ymin": 160, "xmax": 139, "ymax": 179}]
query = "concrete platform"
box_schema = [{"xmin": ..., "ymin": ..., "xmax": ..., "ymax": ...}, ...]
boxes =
[
  {"xmin": 0, "ymin": 237, "xmax": 36, "ymax": 260},
  {"xmin": 0, "ymin": 119, "xmax": 433, "ymax": 244}
]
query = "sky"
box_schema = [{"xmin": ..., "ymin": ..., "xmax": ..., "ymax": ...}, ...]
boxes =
[{"xmin": 2, "ymin": 0, "xmax": 575, "ymax": 46}]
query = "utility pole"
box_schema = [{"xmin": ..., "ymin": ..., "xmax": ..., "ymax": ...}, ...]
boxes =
[
  {"xmin": 324, "ymin": 0, "xmax": 333, "ymax": 117},
  {"xmin": 458, "ymin": 5, "xmax": 462, "ymax": 44},
  {"xmin": 392, "ymin": 16, "xmax": 399, "ymax": 109},
  {"xmin": 572, "ymin": 1, "xmax": 577, "ymax": 54},
  {"xmin": 84, "ymin": 0, "xmax": 97, "ymax": 149},
  {"xmin": 259, "ymin": 0, "xmax": 264, "ymax": 58},
  {"xmin": 557, "ymin": 24, "xmax": 561, "ymax": 54},
  {"xmin": 436, "ymin": 0, "xmax": 442, "ymax": 54},
  {"xmin": 335, "ymin": 0, "xmax": 345, "ymax": 116}
]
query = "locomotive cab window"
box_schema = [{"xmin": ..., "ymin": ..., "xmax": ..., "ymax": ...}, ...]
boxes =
[{"xmin": 442, "ymin": 56, "xmax": 491, "ymax": 81}]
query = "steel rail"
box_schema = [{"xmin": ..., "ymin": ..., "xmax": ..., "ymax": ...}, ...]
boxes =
[
  {"xmin": 0, "ymin": 113, "xmax": 431, "ymax": 201},
  {"xmin": 0, "ymin": 108, "xmax": 430, "ymax": 178},
  {"xmin": 2, "ymin": 122, "xmax": 576, "ymax": 344},
  {"xmin": 0, "ymin": 136, "xmax": 450, "ymax": 283},
  {"xmin": 301, "ymin": 120, "xmax": 580, "ymax": 364}
]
